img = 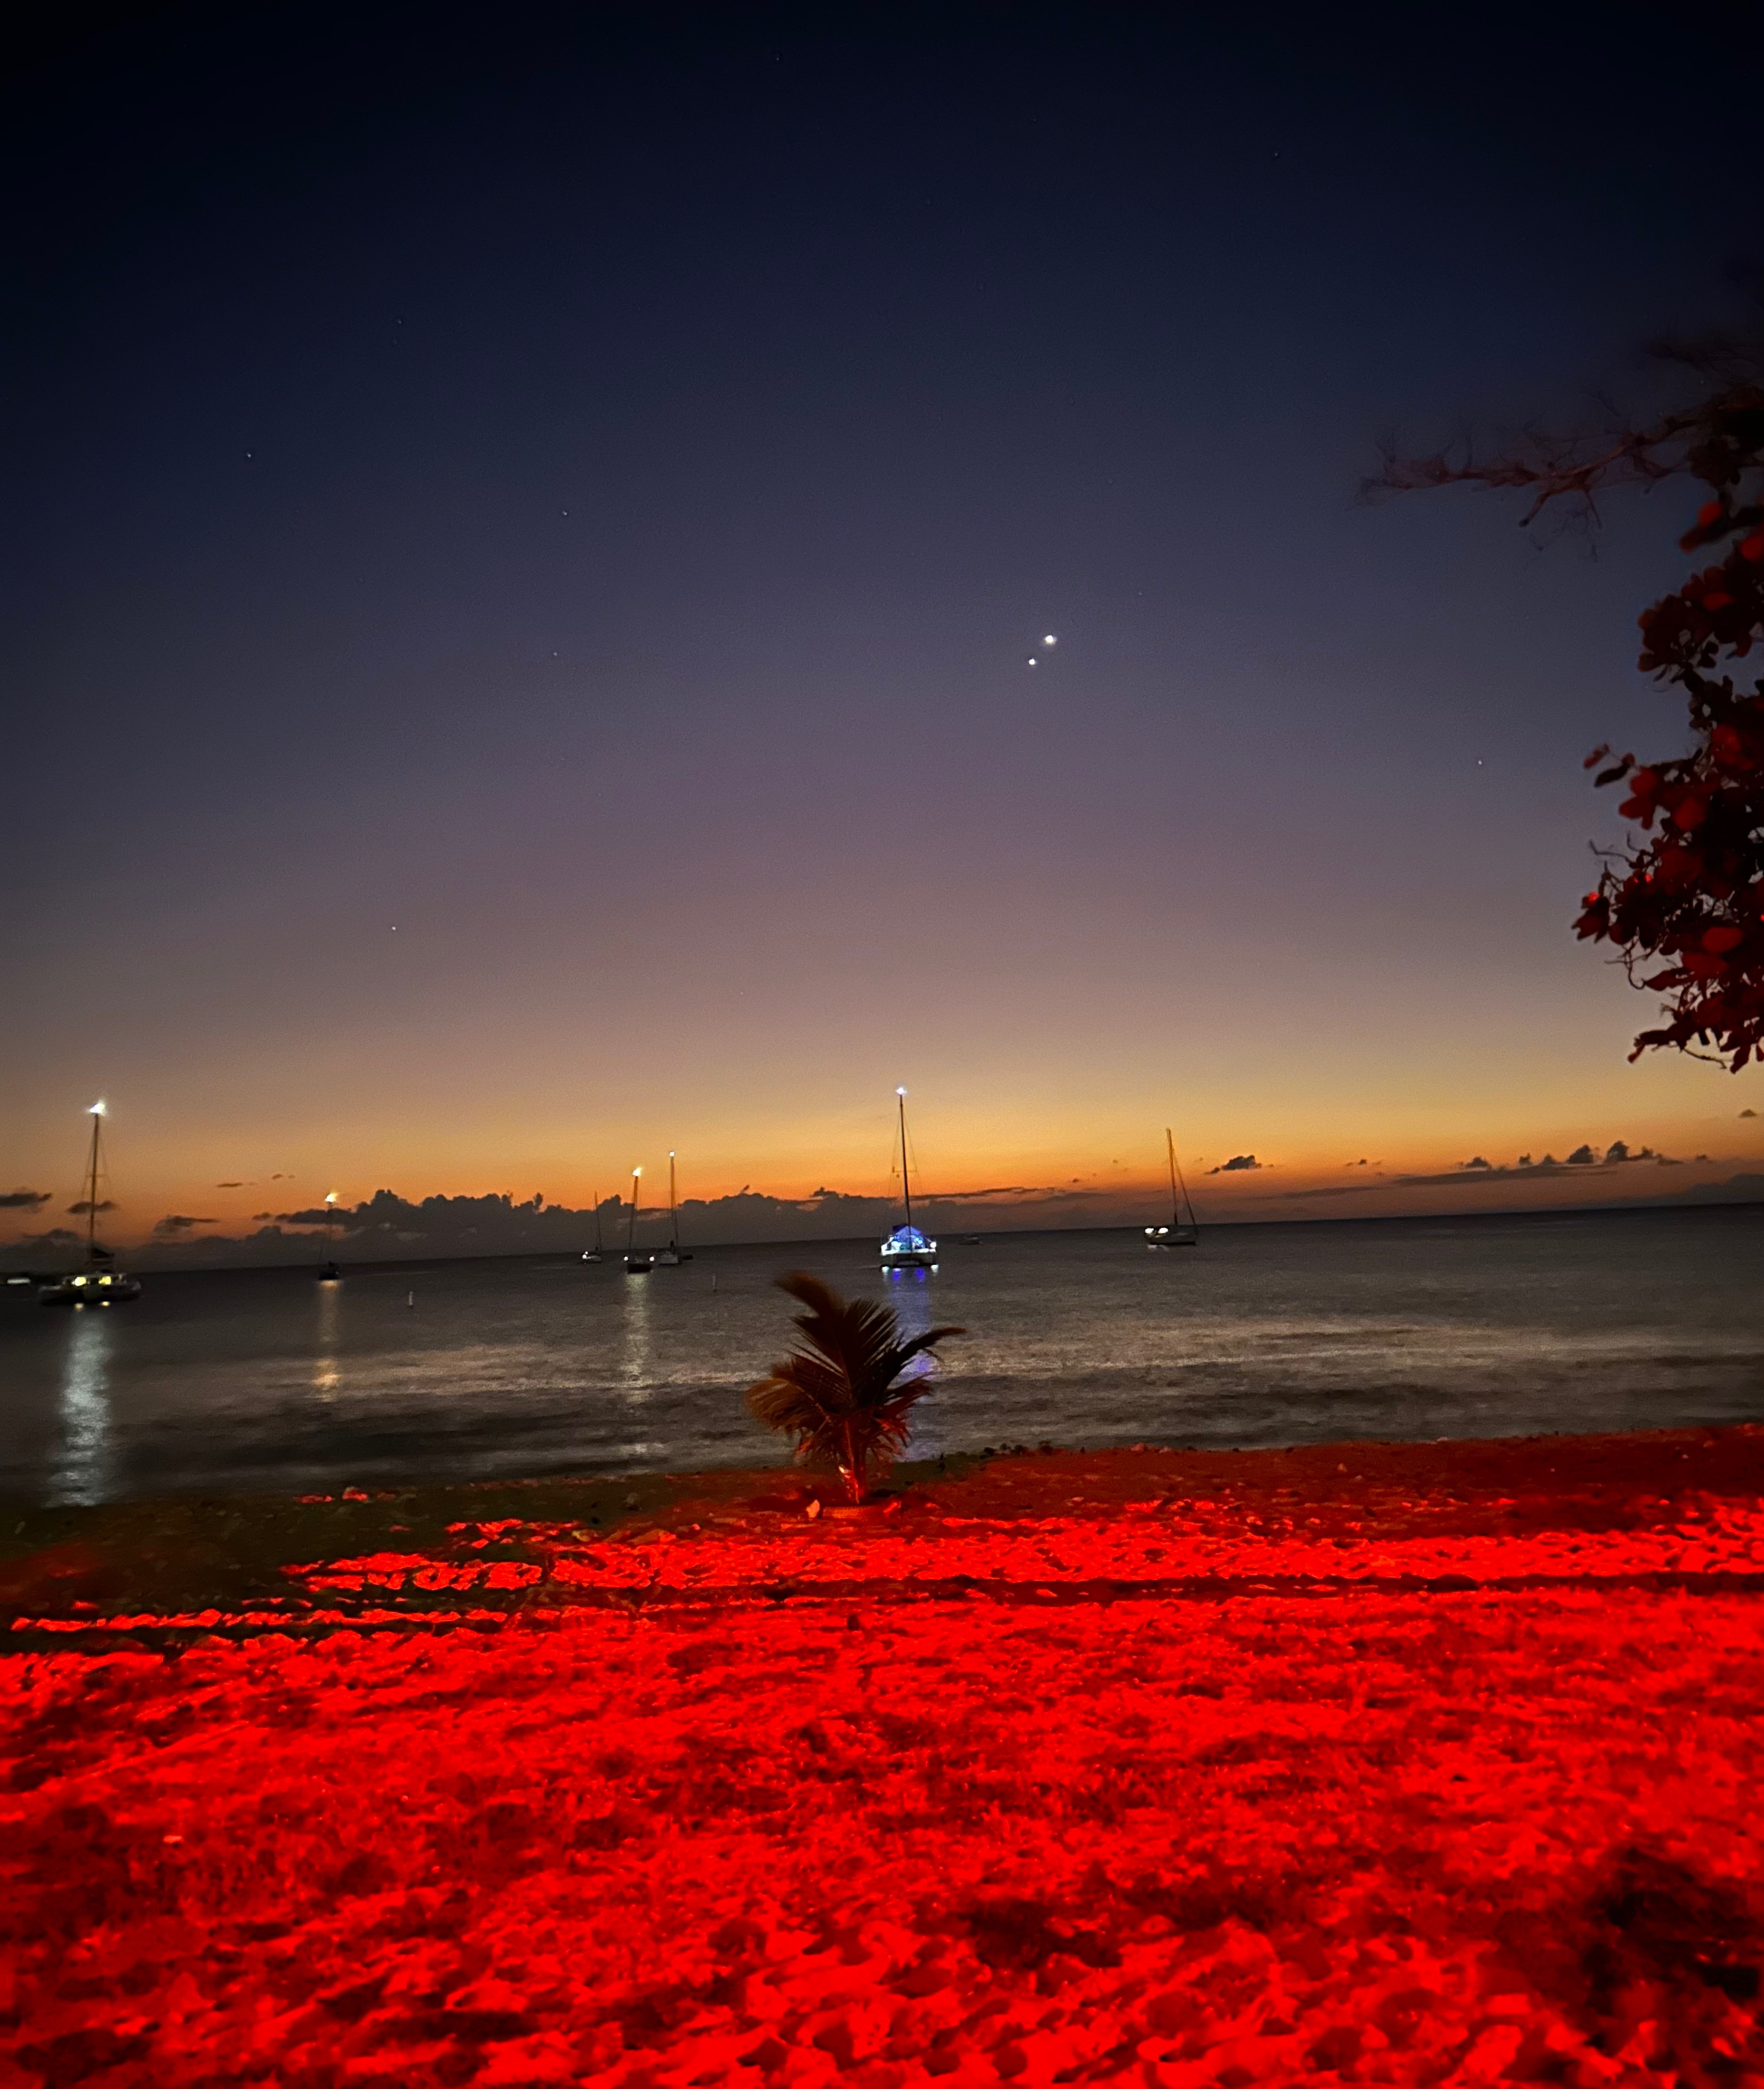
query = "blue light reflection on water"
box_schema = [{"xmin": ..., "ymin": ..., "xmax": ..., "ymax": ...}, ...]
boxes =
[{"xmin": 2, "ymin": 1205, "xmax": 1762, "ymax": 1507}]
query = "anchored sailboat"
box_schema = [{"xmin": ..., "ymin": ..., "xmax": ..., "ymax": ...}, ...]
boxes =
[
  {"xmin": 624, "ymin": 1167, "xmax": 652, "ymax": 1274},
  {"xmin": 582, "ymin": 1188, "xmax": 605, "ymax": 1264},
  {"xmin": 39, "ymin": 1102, "xmax": 141, "ymax": 1306},
  {"xmin": 881, "ymin": 1087, "xmax": 936, "ymax": 1271},
  {"xmin": 655, "ymin": 1150, "xmax": 692, "ymax": 1266},
  {"xmin": 317, "ymin": 1189, "xmax": 342, "ymax": 1283},
  {"xmin": 1145, "ymin": 1128, "xmax": 1200, "ymax": 1250}
]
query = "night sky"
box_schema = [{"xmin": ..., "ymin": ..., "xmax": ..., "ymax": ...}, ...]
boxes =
[{"xmin": 8, "ymin": 1, "xmax": 1764, "ymax": 1245}]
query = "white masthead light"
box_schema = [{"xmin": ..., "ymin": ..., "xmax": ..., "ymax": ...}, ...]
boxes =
[{"xmin": 89, "ymin": 1100, "xmax": 106, "ymax": 1116}]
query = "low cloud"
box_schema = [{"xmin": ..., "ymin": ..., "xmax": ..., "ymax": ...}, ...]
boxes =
[
  {"xmin": 66, "ymin": 1199, "xmax": 118, "ymax": 1215},
  {"xmin": 1208, "ymin": 1155, "xmax": 1263, "ymax": 1175},
  {"xmin": 1742, "ymin": 1110, "xmax": 1757, "ymax": 1120},
  {"xmin": 1260, "ymin": 1185, "xmax": 1374, "ymax": 1201},
  {"xmin": 154, "ymin": 1214, "xmax": 218, "ymax": 1236},
  {"xmin": 1393, "ymin": 1141, "xmax": 1675, "ymax": 1189},
  {"xmin": 216, "ymin": 1180, "xmax": 246, "ymax": 1188},
  {"xmin": 0, "ymin": 1189, "xmax": 51, "ymax": 1211}
]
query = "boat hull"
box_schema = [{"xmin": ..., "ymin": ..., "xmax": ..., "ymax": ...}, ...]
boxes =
[{"xmin": 40, "ymin": 1273, "xmax": 140, "ymax": 1305}]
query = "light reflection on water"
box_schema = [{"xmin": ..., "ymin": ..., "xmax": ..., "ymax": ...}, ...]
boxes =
[
  {"xmin": 621, "ymin": 1271, "xmax": 652, "ymax": 1400},
  {"xmin": 314, "ymin": 1281, "xmax": 341, "ymax": 1397},
  {"xmin": 48, "ymin": 1306, "xmax": 113, "ymax": 1507},
  {"xmin": 3, "ymin": 1206, "xmax": 1762, "ymax": 1506}
]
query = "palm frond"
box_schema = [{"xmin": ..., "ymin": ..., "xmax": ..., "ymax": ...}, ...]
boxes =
[{"xmin": 744, "ymin": 1271, "xmax": 964, "ymax": 1500}]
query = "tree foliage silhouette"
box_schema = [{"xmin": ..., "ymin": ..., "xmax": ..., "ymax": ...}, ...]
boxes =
[
  {"xmin": 1369, "ymin": 323, "xmax": 1764, "ymax": 1069},
  {"xmin": 745, "ymin": 1272, "xmax": 963, "ymax": 1503}
]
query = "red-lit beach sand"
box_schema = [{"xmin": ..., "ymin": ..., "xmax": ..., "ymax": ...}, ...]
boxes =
[{"xmin": 5, "ymin": 1428, "xmax": 1763, "ymax": 2087}]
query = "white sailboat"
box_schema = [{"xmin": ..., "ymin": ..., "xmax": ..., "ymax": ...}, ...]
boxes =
[
  {"xmin": 1145, "ymin": 1128, "xmax": 1201, "ymax": 1250},
  {"xmin": 655, "ymin": 1150, "xmax": 692, "ymax": 1266},
  {"xmin": 624, "ymin": 1167, "xmax": 652, "ymax": 1274},
  {"xmin": 39, "ymin": 1102, "xmax": 141, "ymax": 1306},
  {"xmin": 317, "ymin": 1189, "xmax": 342, "ymax": 1283},
  {"xmin": 880, "ymin": 1087, "xmax": 936, "ymax": 1271}
]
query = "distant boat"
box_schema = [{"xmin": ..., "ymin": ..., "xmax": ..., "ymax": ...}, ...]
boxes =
[
  {"xmin": 317, "ymin": 1191, "xmax": 342, "ymax": 1283},
  {"xmin": 39, "ymin": 1102, "xmax": 141, "ymax": 1307},
  {"xmin": 1145, "ymin": 1128, "xmax": 1201, "ymax": 1250},
  {"xmin": 655, "ymin": 1150, "xmax": 692, "ymax": 1266},
  {"xmin": 624, "ymin": 1166, "xmax": 652, "ymax": 1274},
  {"xmin": 881, "ymin": 1087, "xmax": 936, "ymax": 1271},
  {"xmin": 582, "ymin": 1188, "xmax": 605, "ymax": 1264}
]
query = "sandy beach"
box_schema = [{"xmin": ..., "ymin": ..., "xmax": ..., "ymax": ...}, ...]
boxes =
[{"xmin": 5, "ymin": 1425, "xmax": 1763, "ymax": 2086}]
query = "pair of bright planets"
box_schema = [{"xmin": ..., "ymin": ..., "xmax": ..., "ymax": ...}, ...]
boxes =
[{"xmin": 1027, "ymin": 634, "xmax": 1058, "ymax": 667}]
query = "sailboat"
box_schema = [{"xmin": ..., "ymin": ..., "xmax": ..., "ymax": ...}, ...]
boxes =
[
  {"xmin": 880, "ymin": 1087, "xmax": 936, "ymax": 1271},
  {"xmin": 582, "ymin": 1189, "xmax": 605, "ymax": 1264},
  {"xmin": 1145, "ymin": 1128, "xmax": 1201, "ymax": 1250},
  {"xmin": 655, "ymin": 1150, "xmax": 692, "ymax": 1266},
  {"xmin": 39, "ymin": 1102, "xmax": 141, "ymax": 1306},
  {"xmin": 624, "ymin": 1167, "xmax": 652, "ymax": 1274},
  {"xmin": 317, "ymin": 1190, "xmax": 342, "ymax": 1283}
]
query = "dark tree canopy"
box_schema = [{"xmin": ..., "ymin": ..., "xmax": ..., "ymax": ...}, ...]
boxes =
[{"xmin": 1370, "ymin": 331, "xmax": 1764, "ymax": 1070}]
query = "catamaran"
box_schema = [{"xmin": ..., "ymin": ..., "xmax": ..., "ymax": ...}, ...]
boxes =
[
  {"xmin": 1145, "ymin": 1127, "xmax": 1200, "ymax": 1250},
  {"xmin": 881, "ymin": 1087, "xmax": 936, "ymax": 1271},
  {"xmin": 624, "ymin": 1167, "xmax": 652, "ymax": 1274},
  {"xmin": 656, "ymin": 1150, "xmax": 692, "ymax": 1266},
  {"xmin": 39, "ymin": 1102, "xmax": 141, "ymax": 1306},
  {"xmin": 582, "ymin": 1188, "xmax": 605, "ymax": 1264}
]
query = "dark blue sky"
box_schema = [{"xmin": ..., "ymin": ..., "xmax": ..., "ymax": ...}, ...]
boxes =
[{"xmin": 8, "ymin": 1, "xmax": 1764, "ymax": 1234}]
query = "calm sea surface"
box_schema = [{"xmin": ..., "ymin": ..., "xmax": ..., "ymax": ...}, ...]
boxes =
[{"xmin": 2, "ymin": 1206, "xmax": 1761, "ymax": 1509}]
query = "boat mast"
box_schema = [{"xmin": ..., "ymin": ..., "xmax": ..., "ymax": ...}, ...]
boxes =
[
  {"xmin": 897, "ymin": 1087, "xmax": 913, "ymax": 1235},
  {"xmin": 668, "ymin": 1151, "xmax": 677, "ymax": 1253},
  {"xmin": 85, "ymin": 1103, "xmax": 103, "ymax": 1259},
  {"xmin": 1166, "ymin": 1128, "xmax": 1180, "ymax": 1227},
  {"xmin": 592, "ymin": 1190, "xmax": 603, "ymax": 1253},
  {"xmin": 1168, "ymin": 1130, "xmax": 1199, "ymax": 1233},
  {"xmin": 626, "ymin": 1167, "xmax": 641, "ymax": 1256}
]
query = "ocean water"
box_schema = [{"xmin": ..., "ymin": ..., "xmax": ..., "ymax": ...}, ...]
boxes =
[{"xmin": 2, "ymin": 1205, "xmax": 1761, "ymax": 1509}]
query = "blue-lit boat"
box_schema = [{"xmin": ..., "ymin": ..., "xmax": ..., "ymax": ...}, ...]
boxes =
[{"xmin": 880, "ymin": 1088, "xmax": 936, "ymax": 1271}]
